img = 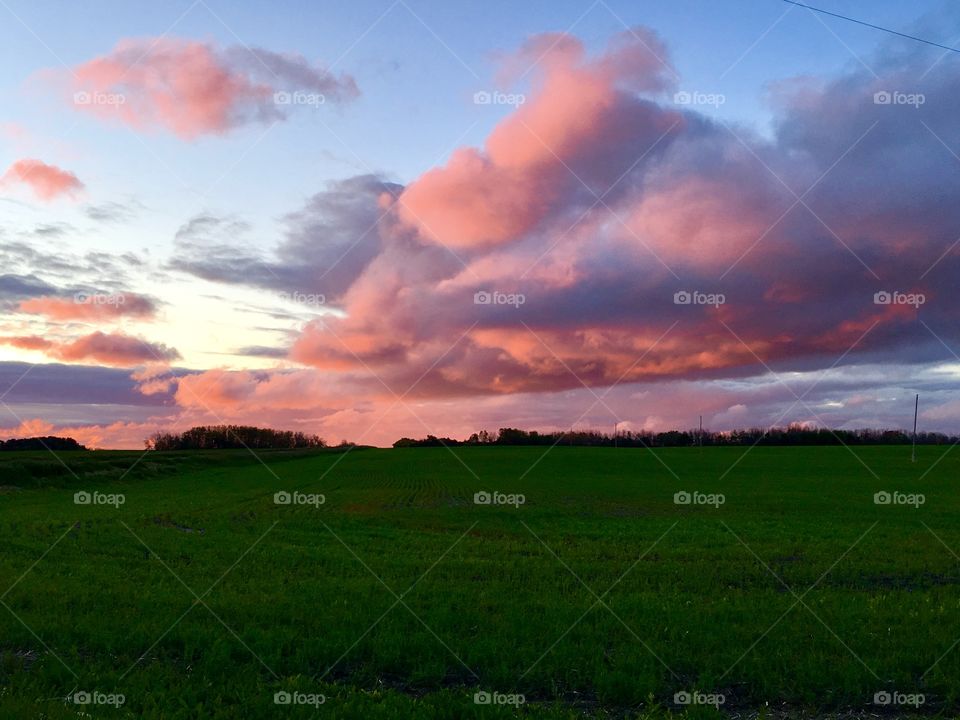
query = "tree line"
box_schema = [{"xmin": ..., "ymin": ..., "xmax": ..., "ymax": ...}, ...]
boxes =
[
  {"xmin": 3, "ymin": 423, "xmax": 954, "ymax": 452},
  {"xmin": 146, "ymin": 425, "xmax": 326, "ymax": 450},
  {"xmin": 0, "ymin": 436, "xmax": 88, "ymax": 451},
  {"xmin": 393, "ymin": 425, "xmax": 959, "ymax": 448}
]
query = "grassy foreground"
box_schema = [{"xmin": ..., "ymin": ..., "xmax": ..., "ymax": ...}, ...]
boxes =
[{"xmin": 0, "ymin": 444, "xmax": 957, "ymax": 718}]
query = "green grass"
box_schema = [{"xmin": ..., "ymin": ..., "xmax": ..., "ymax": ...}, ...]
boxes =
[{"xmin": 0, "ymin": 444, "xmax": 957, "ymax": 718}]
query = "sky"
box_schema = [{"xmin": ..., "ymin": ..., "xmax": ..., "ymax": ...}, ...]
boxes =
[{"xmin": 1, "ymin": 0, "xmax": 959, "ymax": 448}]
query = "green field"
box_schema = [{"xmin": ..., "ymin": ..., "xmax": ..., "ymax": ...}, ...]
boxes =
[{"xmin": 0, "ymin": 445, "xmax": 957, "ymax": 718}]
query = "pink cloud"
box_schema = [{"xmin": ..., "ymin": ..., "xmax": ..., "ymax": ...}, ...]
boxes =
[
  {"xmin": 0, "ymin": 418, "xmax": 56, "ymax": 438},
  {"xmin": 55, "ymin": 332, "xmax": 179, "ymax": 366},
  {"xmin": 54, "ymin": 37, "xmax": 358, "ymax": 139},
  {"xmin": 0, "ymin": 331, "xmax": 179, "ymax": 367},
  {"xmin": 18, "ymin": 293, "xmax": 157, "ymax": 321},
  {"xmin": 1, "ymin": 336, "xmax": 55, "ymax": 352},
  {"xmin": 0, "ymin": 419, "xmax": 161, "ymax": 450},
  {"xmin": 131, "ymin": 365, "xmax": 177, "ymax": 395},
  {"xmin": 398, "ymin": 28, "xmax": 680, "ymax": 250},
  {"xmin": 1, "ymin": 158, "xmax": 83, "ymax": 200},
  {"xmin": 622, "ymin": 172, "xmax": 790, "ymax": 269},
  {"xmin": 173, "ymin": 369, "xmax": 353, "ymax": 412}
]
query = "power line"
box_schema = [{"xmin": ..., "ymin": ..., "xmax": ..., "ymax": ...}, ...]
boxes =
[{"xmin": 780, "ymin": 0, "xmax": 960, "ymax": 54}]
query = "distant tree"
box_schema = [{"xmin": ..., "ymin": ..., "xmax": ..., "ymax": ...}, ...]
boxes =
[
  {"xmin": 146, "ymin": 426, "xmax": 325, "ymax": 451},
  {"xmin": 392, "ymin": 435, "xmax": 459, "ymax": 448},
  {"xmin": 465, "ymin": 430, "xmax": 495, "ymax": 444},
  {"xmin": 0, "ymin": 436, "xmax": 88, "ymax": 451},
  {"xmin": 496, "ymin": 428, "xmax": 530, "ymax": 445}
]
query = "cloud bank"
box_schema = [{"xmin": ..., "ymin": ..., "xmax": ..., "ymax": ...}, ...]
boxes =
[
  {"xmin": 15, "ymin": 24, "xmax": 960, "ymax": 447},
  {"xmin": 275, "ymin": 26, "xmax": 959, "ymax": 402}
]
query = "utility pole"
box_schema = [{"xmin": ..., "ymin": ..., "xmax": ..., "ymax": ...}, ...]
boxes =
[
  {"xmin": 911, "ymin": 394, "xmax": 919, "ymax": 463},
  {"xmin": 699, "ymin": 415, "xmax": 703, "ymax": 448}
]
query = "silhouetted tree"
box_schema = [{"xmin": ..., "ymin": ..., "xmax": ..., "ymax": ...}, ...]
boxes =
[
  {"xmin": 146, "ymin": 426, "xmax": 325, "ymax": 450},
  {"xmin": 0, "ymin": 436, "xmax": 87, "ymax": 451}
]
